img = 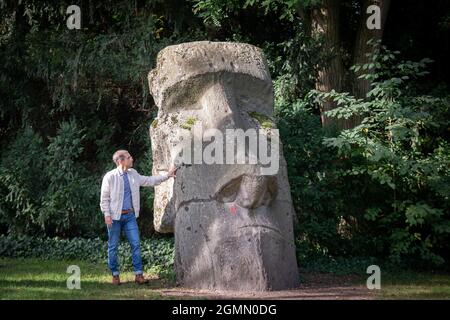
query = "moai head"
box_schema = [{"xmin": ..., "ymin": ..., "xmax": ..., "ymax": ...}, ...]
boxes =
[{"xmin": 148, "ymin": 41, "xmax": 299, "ymax": 291}]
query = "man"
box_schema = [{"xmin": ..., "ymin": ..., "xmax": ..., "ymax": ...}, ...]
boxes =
[{"xmin": 100, "ymin": 149, "xmax": 177, "ymax": 285}]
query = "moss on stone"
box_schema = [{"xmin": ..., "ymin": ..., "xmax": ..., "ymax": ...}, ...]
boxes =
[
  {"xmin": 180, "ymin": 116, "xmax": 197, "ymax": 130},
  {"xmin": 248, "ymin": 111, "xmax": 275, "ymax": 129}
]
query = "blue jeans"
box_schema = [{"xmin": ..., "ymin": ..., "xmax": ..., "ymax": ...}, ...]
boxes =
[{"xmin": 107, "ymin": 213, "xmax": 143, "ymax": 276}]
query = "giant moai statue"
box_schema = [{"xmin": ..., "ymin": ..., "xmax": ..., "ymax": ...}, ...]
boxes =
[{"xmin": 148, "ymin": 41, "xmax": 299, "ymax": 291}]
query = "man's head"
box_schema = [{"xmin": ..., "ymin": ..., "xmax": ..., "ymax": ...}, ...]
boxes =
[{"xmin": 112, "ymin": 150, "xmax": 133, "ymax": 168}]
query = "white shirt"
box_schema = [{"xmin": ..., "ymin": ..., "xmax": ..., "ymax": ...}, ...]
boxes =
[{"xmin": 100, "ymin": 167, "xmax": 169, "ymax": 220}]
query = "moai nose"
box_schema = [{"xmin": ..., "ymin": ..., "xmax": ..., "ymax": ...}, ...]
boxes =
[
  {"xmin": 200, "ymin": 78, "xmax": 244, "ymax": 130},
  {"xmin": 235, "ymin": 175, "xmax": 277, "ymax": 209}
]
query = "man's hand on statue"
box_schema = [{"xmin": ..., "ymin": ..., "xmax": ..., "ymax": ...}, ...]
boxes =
[
  {"xmin": 105, "ymin": 216, "xmax": 112, "ymax": 227},
  {"xmin": 168, "ymin": 165, "xmax": 177, "ymax": 178}
]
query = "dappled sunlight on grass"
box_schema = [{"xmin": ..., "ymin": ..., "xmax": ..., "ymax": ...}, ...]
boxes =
[
  {"xmin": 1, "ymin": 258, "xmax": 450, "ymax": 299},
  {"xmin": 0, "ymin": 258, "xmax": 175, "ymax": 300},
  {"xmin": 377, "ymin": 272, "xmax": 450, "ymax": 300}
]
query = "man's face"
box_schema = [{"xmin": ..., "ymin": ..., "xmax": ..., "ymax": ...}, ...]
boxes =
[{"xmin": 118, "ymin": 152, "xmax": 133, "ymax": 168}]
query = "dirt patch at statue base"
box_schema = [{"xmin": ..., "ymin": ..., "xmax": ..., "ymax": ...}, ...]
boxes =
[{"xmin": 155, "ymin": 270, "xmax": 375, "ymax": 300}]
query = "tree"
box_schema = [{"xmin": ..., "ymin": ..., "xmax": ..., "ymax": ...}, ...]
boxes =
[
  {"xmin": 310, "ymin": 0, "xmax": 345, "ymax": 127},
  {"xmin": 192, "ymin": 0, "xmax": 392, "ymax": 129}
]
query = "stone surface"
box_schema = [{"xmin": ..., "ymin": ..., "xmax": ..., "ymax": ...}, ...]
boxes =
[{"xmin": 148, "ymin": 41, "xmax": 299, "ymax": 291}]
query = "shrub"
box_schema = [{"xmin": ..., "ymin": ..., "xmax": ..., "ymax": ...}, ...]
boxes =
[
  {"xmin": 0, "ymin": 126, "xmax": 47, "ymax": 236},
  {"xmin": 276, "ymin": 98, "xmax": 349, "ymax": 260},
  {"xmin": 0, "ymin": 234, "xmax": 175, "ymax": 271},
  {"xmin": 41, "ymin": 119, "xmax": 103, "ymax": 237},
  {"xmin": 310, "ymin": 45, "xmax": 450, "ymax": 267}
]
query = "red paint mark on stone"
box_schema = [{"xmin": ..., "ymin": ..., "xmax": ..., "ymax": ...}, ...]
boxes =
[{"xmin": 230, "ymin": 204, "xmax": 237, "ymax": 215}]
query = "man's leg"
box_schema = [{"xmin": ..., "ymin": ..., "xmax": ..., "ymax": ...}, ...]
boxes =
[
  {"xmin": 107, "ymin": 219, "xmax": 121, "ymax": 277},
  {"xmin": 123, "ymin": 214, "xmax": 144, "ymax": 276}
]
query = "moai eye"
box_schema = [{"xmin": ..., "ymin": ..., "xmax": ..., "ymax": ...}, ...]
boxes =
[
  {"xmin": 214, "ymin": 175, "xmax": 243, "ymax": 203},
  {"xmin": 214, "ymin": 174, "xmax": 278, "ymax": 207}
]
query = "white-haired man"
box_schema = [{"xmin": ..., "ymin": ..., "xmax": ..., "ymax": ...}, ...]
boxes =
[{"xmin": 100, "ymin": 149, "xmax": 177, "ymax": 285}]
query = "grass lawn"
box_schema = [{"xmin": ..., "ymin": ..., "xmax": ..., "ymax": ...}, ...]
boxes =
[
  {"xmin": 0, "ymin": 257, "xmax": 177, "ymax": 300},
  {"xmin": 1, "ymin": 257, "xmax": 449, "ymax": 299},
  {"xmin": 377, "ymin": 271, "xmax": 450, "ymax": 299}
]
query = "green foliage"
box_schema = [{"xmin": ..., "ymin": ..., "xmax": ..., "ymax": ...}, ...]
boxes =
[
  {"xmin": 41, "ymin": 119, "xmax": 102, "ymax": 237},
  {"xmin": 309, "ymin": 45, "xmax": 450, "ymax": 266},
  {"xmin": 0, "ymin": 126, "xmax": 47, "ymax": 235},
  {"xmin": 192, "ymin": 0, "xmax": 321, "ymax": 26},
  {"xmin": 0, "ymin": 234, "xmax": 175, "ymax": 270},
  {"xmin": 0, "ymin": 1, "xmax": 449, "ymax": 274},
  {"xmin": 271, "ymin": 21, "xmax": 325, "ymax": 105},
  {"xmin": 276, "ymin": 99, "xmax": 350, "ymax": 260},
  {"xmin": 0, "ymin": 121, "xmax": 104, "ymax": 237},
  {"xmin": 274, "ymin": 41, "xmax": 449, "ymax": 270},
  {"xmin": 0, "ymin": 1, "xmax": 207, "ymax": 238},
  {"xmin": 300, "ymin": 254, "xmax": 383, "ymax": 275}
]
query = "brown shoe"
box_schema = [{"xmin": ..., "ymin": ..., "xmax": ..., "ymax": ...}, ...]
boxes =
[
  {"xmin": 112, "ymin": 275, "xmax": 121, "ymax": 285},
  {"xmin": 135, "ymin": 274, "xmax": 149, "ymax": 284}
]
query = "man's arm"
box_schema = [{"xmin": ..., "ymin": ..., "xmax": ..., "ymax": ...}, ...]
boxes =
[
  {"xmin": 100, "ymin": 174, "xmax": 112, "ymax": 224},
  {"xmin": 139, "ymin": 173, "xmax": 170, "ymax": 187},
  {"xmin": 138, "ymin": 165, "xmax": 177, "ymax": 187}
]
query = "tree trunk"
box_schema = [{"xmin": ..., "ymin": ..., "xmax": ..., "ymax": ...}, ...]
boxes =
[
  {"xmin": 310, "ymin": 0, "xmax": 391, "ymax": 130},
  {"xmin": 349, "ymin": 0, "xmax": 391, "ymax": 127},
  {"xmin": 311, "ymin": 0, "xmax": 346, "ymax": 129}
]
